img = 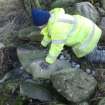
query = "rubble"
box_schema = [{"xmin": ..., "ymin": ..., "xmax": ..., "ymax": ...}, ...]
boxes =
[
  {"xmin": 98, "ymin": 97, "xmax": 105, "ymax": 105},
  {"xmin": 18, "ymin": 26, "xmax": 42, "ymax": 42},
  {"xmin": 20, "ymin": 80, "xmax": 53, "ymax": 101},
  {"xmin": 78, "ymin": 102, "xmax": 89, "ymax": 105},
  {"xmin": 75, "ymin": 2, "xmax": 100, "ymax": 23},
  {"xmin": 51, "ymin": 69, "xmax": 97, "ymax": 103},
  {"xmin": 0, "ymin": 0, "xmax": 105, "ymax": 105},
  {"xmin": 99, "ymin": 17, "xmax": 105, "ymax": 42},
  {"xmin": 101, "ymin": 0, "xmax": 105, "ymax": 10}
]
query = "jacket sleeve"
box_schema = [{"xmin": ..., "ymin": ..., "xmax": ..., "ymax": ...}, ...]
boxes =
[
  {"xmin": 41, "ymin": 26, "xmax": 65, "ymax": 64},
  {"xmin": 41, "ymin": 26, "xmax": 51, "ymax": 47},
  {"xmin": 46, "ymin": 42, "xmax": 64, "ymax": 64},
  {"xmin": 45, "ymin": 21, "xmax": 70, "ymax": 64}
]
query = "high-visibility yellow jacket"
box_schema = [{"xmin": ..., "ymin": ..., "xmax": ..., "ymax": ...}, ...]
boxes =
[{"xmin": 41, "ymin": 8, "xmax": 102, "ymax": 64}]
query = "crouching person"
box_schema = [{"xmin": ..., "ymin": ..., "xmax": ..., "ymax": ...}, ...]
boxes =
[{"xmin": 31, "ymin": 8, "xmax": 104, "ymax": 64}]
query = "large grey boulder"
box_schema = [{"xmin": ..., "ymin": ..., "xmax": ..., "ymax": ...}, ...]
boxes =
[
  {"xmin": 75, "ymin": 2, "xmax": 100, "ymax": 23},
  {"xmin": 0, "ymin": 43, "xmax": 5, "ymax": 48},
  {"xmin": 17, "ymin": 48, "xmax": 71, "ymax": 79},
  {"xmin": 52, "ymin": 1, "xmax": 100, "ymax": 20},
  {"xmin": 51, "ymin": 0, "xmax": 99, "ymax": 19},
  {"xmin": 51, "ymin": 69, "xmax": 97, "ymax": 103}
]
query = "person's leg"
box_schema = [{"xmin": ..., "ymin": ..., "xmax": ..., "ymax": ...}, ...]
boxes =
[{"xmin": 85, "ymin": 47, "xmax": 105, "ymax": 64}]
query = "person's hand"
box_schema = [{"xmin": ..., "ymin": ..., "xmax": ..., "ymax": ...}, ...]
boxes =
[{"xmin": 40, "ymin": 61, "xmax": 49, "ymax": 69}]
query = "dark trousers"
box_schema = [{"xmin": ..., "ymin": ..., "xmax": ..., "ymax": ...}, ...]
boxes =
[{"xmin": 85, "ymin": 47, "xmax": 105, "ymax": 64}]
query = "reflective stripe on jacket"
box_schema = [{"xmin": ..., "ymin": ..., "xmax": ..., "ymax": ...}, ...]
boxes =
[{"xmin": 41, "ymin": 8, "xmax": 102, "ymax": 64}]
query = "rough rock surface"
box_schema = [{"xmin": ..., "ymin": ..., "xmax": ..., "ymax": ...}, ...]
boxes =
[
  {"xmin": 24, "ymin": 0, "xmax": 52, "ymax": 16},
  {"xmin": 101, "ymin": 0, "xmax": 105, "ymax": 10},
  {"xmin": 51, "ymin": 69, "xmax": 97, "ymax": 103},
  {"xmin": 98, "ymin": 97, "xmax": 105, "ymax": 105},
  {"xmin": 51, "ymin": 0, "xmax": 82, "ymax": 8},
  {"xmin": 49, "ymin": 103, "xmax": 66, "ymax": 105},
  {"xmin": 75, "ymin": 2, "xmax": 100, "ymax": 23},
  {"xmin": 99, "ymin": 17, "xmax": 105, "ymax": 42},
  {"xmin": 0, "ymin": 47, "xmax": 20, "ymax": 77},
  {"xmin": 17, "ymin": 48, "xmax": 71, "ymax": 79},
  {"xmin": 51, "ymin": 0, "xmax": 81, "ymax": 14},
  {"xmin": 18, "ymin": 25, "xmax": 42, "ymax": 42},
  {"xmin": 0, "ymin": 0, "xmax": 105, "ymax": 105},
  {"xmin": 0, "ymin": 0, "xmax": 32, "ymax": 46},
  {"xmin": 78, "ymin": 102, "xmax": 89, "ymax": 105},
  {"xmin": 20, "ymin": 80, "xmax": 53, "ymax": 101}
]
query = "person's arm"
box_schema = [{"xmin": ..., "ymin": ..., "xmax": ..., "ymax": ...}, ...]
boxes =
[
  {"xmin": 41, "ymin": 26, "xmax": 51, "ymax": 47},
  {"xmin": 46, "ymin": 42, "xmax": 64, "ymax": 64},
  {"xmin": 44, "ymin": 16, "xmax": 69, "ymax": 64}
]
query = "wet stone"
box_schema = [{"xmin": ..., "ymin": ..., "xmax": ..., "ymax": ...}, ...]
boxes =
[
  {"xmin": 18, "ymin": 26, "xmax": 42, "ymax": 42},
  {"xmin": 98, "ymin": 97, "xmax": 105, "ymax": 105},
  {"xmin": 75, "ymin": 2, "xmax": 100, "ymax": 23},
  {"xmin": 51, "ymin": 0, "xmax": 81, "ymax": 14},
  {"xmin": 96, "ymin": 68, "xmax": 105, "ymax": 82},
  {"xmin": 101, "ymin": 0, "xmax": 105, "ymax": 10},
  {"xmin": 77, "ymin": 102, "xmax": 89, "ymax": 105},
  {"xmin": 20, "ymin": 80, "xmax": 53, "ymax": 101},
  {"xmin": 98, "ymin": 82, "xmax": 105, "ymax": 92},
  {"xmin": 17, "ymin": 48, "xmax": 71, "ymax": 79},
  {"xmin": 49, "ymin": 102, "xmax": 66, "ymax": 105},
  {"xmin": 85, "ymin": 69, "xmax": 91, "ymax": 74},
  {"xmin": 0, "ymin": 43, "xmax": 5, "ymax": 48},
  {"xmin": 51, "ymin": 69, "xmax": 97, "ymax": 103},
  {"xmin": 51, "ymin": 0, "xmax": 82, "ymax": 8},
  {"xmin": 99, "ymin": 17, "xmax": 105, "ymax": 42},
  {"xmin": 0, "ymin": 0, "xmax": 31, "ymax": 47},
  {"xmin": 0, "ymin": 47, "xmax": 20, "ymax": 77}
]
